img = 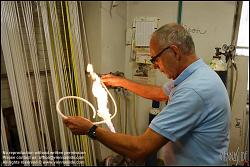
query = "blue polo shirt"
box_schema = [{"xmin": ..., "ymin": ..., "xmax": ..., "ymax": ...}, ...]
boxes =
[{"xmin": 149, "ymin": 59, "xmax": 231, "ymax": 165}]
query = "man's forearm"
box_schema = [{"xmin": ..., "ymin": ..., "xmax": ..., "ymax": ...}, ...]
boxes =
[
  {"xmin": 64, "ymin": 116, "xmax": 168, "ymax": 162},
  {"xmin": 121, "ymin": 79, "xmax": 168, "ymax": 101},
  {"xmin": 95, "ymin": 127, "xmax": 146, "ymax": 161},
  {"xmin": 93, "ymin": 126, "xmax": 168, "ymax": 162}
]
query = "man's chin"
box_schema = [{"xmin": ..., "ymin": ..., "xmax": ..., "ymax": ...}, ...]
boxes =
[{"xmin": 164, "ymin": 73, "xmax": 171, "ymax": 79}]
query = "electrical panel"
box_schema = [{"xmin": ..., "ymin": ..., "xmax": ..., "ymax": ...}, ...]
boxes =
[
  {"xmin": 128, "ymin": 17, "xmax": 159, "ymax": 84},
  {"xmin": 132, "ymin": 17, "xmax": 159, "ymax": 64},
  {"xmin": 133, "ymin": 17, "xmax": 158, "ymax": 47}
]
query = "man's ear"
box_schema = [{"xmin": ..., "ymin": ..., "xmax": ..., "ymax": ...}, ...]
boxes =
[{"xmin": 171, "ymin": 45, "xmax": 181, "ymax": 61}]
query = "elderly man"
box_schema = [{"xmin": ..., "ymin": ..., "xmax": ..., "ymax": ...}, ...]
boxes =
[{"xmin": 63, "ymin": 23, "xmax": 231, "ymax": 165}]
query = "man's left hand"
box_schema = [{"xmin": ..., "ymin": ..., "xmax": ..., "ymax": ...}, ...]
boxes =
[{"xmin": 63, "ymin": 116, "xmax": 93, "ymax": 135}]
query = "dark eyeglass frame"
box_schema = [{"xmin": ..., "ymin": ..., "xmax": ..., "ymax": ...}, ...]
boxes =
[{"xmin": 150, "ymin": 46, "xmax": 171, "ymax": 64}]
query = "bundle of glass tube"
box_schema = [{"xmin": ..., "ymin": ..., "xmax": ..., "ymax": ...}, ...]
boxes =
[{"xmin": 1, "ymin": 1, "xmax": 97, "ymax": 165}]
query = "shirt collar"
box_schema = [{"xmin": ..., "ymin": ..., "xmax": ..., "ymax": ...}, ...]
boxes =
[{"xmin": 174, "ymin": 58, "xmax": 205, "ymax": 86}]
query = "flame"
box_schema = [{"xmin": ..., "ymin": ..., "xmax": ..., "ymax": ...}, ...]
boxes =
[
  {"xmin": 57, "ymin": 64, "xmax": 116, "ymax": 133},
  {"xmin": 88, "ymin": 64, "xmax": 116, "ymax": 133}
]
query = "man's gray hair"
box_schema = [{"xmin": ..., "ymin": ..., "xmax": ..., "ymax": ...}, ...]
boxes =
[{"xmin": 153, "ymin": 23, "xmax": 195, "ymax": 55}]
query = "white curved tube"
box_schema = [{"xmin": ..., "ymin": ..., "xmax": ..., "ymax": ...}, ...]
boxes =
[
  {"xmin": 56, "ymin": 85, "xmax": 117, "ymax": 126},
  {"xmin": 56, "ymin": 96, "xmax": 97, "ymax": 120}
]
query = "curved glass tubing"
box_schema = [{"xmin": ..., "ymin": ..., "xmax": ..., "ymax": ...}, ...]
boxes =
[{"xmin": 56, "ymin": 64, "xmax": 117, "ymax": 132}]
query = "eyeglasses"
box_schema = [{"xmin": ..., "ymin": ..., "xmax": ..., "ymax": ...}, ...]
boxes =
[{"xmin": 150, "ymin": 46, "xmax": 171, "ymax": 64}]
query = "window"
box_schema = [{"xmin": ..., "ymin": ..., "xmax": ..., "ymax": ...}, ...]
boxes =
[{"xmin": 236, "ymin": 1, "xmax": 249, "ymax": 90}]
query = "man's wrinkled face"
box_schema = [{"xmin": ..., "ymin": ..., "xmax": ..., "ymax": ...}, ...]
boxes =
[{"xmin": 149, "ymin": 37, "xmax": 180, "ymax": 80}]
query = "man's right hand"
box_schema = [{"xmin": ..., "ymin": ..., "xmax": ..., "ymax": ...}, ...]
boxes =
[{"xmin": 101, "ymin": 74, "xmax": 125, "ymax": 87}]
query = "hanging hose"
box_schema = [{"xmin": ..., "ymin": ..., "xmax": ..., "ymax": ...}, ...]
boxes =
[
  {"xmin": 114, "ymin": 89, "xmax": 122, "ymax": 132},
  {"xmin": 133, "ymin": 94, "xmax": 139, "ymax": 135},
  {"xmin": 231, "ymin": 60, "xmax": 238, "ymax": 107},
  {"xmin": 122, "ymin": 89, "xmax": 128, "ymax": 134},
  {"xmin": 227, "ymin": 58, "xmax": 238, "ymax": 107}
]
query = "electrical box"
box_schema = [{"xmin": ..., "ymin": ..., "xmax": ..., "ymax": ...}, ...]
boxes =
[
  {"xmin": 127, "ymin": 17, "xmax": 159, "ymax": 84},
  {"xmin": 133, "ymin": 17, "xmax": 159, "ymax": 47},
  {"xmin": 132, "ymin": 17, "xmax": 159, "ymax": 64}
]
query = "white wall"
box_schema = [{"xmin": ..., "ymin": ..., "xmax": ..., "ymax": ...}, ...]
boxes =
[
  {"xmin": 182, "ymin": 1, "xmax": 236, "ymax": 63},
  {"xmin": 83, "ymin": 1, "xmax": 127, "ymax": 74},
  {"xmin": 101, "ymin": 1, "xmax": 127, "ymax": 73},
  {"xmin": 83, "ymin": 1, "xmax": 102, "ymax": 73}
]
